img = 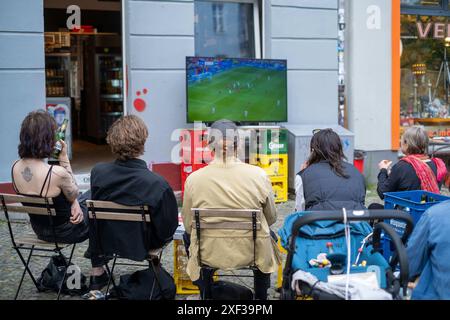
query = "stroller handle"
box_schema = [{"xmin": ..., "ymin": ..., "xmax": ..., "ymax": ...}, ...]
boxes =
[{"xmin": 289, "ymin": 209, "xmax": 414, "ymax": 253}]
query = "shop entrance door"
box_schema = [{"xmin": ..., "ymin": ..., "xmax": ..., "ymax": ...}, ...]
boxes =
[{"xmin": 43, "ymin": 0, "xmax": 125, "ymax": 179}]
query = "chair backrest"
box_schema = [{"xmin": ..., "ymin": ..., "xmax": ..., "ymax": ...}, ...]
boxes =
[
  {"xmin": 190, "ymin": 208, "xmax": 262, "ymax": 268},
  {"xmin": 190, "ymin": 208, "xmax": 261, "ymax": 231},
  {"xmin": 0, "ymin": 193, "xmax": 58, "ymax": 248},
  {"xmin": 86, "ymin": 200, "xmax": 151, "ymax": 222},
  {"xmin": 86, "ymin": 200, "xmax": 153, "ymax": 261},
  {"xmin": 0, "ymin": 193, "xmax": 56, "ymax": 217}
]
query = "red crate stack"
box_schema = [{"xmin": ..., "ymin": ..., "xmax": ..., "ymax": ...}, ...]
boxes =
[{"xmin": 180, "ymin": 129, "xmax": 214, "ymax": 197}]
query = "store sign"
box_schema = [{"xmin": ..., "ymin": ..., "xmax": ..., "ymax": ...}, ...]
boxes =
[{"xmin": 416, "ymin": 22, "xmax": 450, "ymax": 39}]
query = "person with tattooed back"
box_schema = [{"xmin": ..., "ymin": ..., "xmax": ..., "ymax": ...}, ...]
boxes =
[
  {"xmin": 12, "ymin": 110, "xmax": 110, "ymax": 289},
  {"xmin": 11, "ymin": 110, "xmax": 89, "ymax": 244}
]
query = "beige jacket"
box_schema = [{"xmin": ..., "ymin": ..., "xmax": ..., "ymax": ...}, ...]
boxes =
[{"xmin": 182, "ymin": 158, "xmax": 281, "ymax": 281}]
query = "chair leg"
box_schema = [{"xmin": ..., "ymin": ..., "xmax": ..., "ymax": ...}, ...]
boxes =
[
  {"xmin": 57, "ymin": 243, "xmax": 76, "ymax": 300},
  {"xmin": 14, "ymin": 246, "xmax": 36, "ymax": 300},
  {"xmin": 148, "ymin": 259, "xmax": 159, "ymax": 300},
  {"xmin": 104, "ymin": 256, "xmax": 117, "ymax": 300}
]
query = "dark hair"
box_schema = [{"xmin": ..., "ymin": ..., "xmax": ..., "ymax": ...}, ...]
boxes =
[
  {"xmin": 18, "ymin": 110, "xmax": 57, "ymax": 159},
  {"xmin": 307, "ymin": 129, "xmax": 349, "ymax": 178}
]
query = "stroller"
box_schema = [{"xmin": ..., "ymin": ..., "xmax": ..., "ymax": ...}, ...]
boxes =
[{"xmin": 279, "ymin": 209, "xmax": 414, "ymax": 300}]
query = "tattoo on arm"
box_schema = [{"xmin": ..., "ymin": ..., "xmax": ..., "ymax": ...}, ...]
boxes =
[
  {"xmin": 21, "ymin": 167, "xmax": 33, "ymax": 182},
  {"xmin": 54, "ymin": 169, "xmax": 79, "ymax": 201}
]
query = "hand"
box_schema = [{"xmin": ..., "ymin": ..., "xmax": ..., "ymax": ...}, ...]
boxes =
[
  {"xmin": 70, "ymin": 200, "xmax": 84, "ymax": 225},
  {"xmin": 301, "ymin": 161, "xmax": 309, "ymax": 171},
  {"xmin": 378, "ymin": 160, "xmax": 392, "ymax": 171},
  {"xmin": 58, "ymin": 139, "xmax": 69, "ymax": 162}
]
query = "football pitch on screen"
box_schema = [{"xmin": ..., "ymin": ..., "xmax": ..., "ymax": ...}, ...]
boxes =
[{"xmin": 188, "ymin": 66, "xmax": 287, "ymax": 122}]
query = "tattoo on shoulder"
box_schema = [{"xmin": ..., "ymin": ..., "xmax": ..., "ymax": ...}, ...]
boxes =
[{"xmin": 21, "ymin": 167, "xmax": 33, "ymax": 182}]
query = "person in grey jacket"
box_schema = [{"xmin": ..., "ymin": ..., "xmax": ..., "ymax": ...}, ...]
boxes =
[{"xmin": 295, "ymin": 128, "xmax": 366, "ymax": 212}]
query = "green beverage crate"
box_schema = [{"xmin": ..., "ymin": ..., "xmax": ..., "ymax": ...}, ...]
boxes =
[{"xmin": 256, "ymin": 128, "xmax": 288, "ymax": 155}]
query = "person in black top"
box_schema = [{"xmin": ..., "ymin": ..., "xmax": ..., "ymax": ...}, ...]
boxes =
[
  {"xmin": 375, "ymin": 126, "xmax": 447, "ymax": 201},
  {"xmin": 88, "ymin": 115, "xmax": 178, "ymax": 288},
  {"xmin": 11, "ymin": 110, "xmax": 88, "ymax": 243},
  {"xmin": 12, "ymin": 110, "xmax": 107, "ymax": 290}
]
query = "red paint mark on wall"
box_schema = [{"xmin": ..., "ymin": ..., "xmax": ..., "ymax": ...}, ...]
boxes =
[{"xmin": 133, "ymin": 88, "xmax": 149, "ymax": 112}]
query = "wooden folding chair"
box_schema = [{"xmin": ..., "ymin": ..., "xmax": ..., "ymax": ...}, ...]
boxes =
[
  {"xmin": 191, "ymin": 208, "xmax": 261, "ymax": 299},
  {"xmin": 0, "ymin": 193, "xmax": 77, "ymax": 300},
  {"xmin": 86, "ymin": 200, "xmax": 163, "ymax": 300}
]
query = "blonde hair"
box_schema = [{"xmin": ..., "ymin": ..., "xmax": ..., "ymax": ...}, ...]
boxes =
[
  {"xmin": 402, "ymin": 126, "xmax": 429, "ymax": 155},
  {"xmin": 106, "ymin": 115, "xmax": 148, "ymax": 160}
]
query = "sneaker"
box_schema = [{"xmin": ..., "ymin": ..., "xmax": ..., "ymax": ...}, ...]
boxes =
[{"xmin": 89, "ymin": 272, "xmax": 110, "ymax": 291}]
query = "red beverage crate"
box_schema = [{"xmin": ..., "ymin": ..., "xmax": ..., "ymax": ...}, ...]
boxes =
[{"xmin": 180, "ymin": 129, "xmax": 212, "ymax": 165}]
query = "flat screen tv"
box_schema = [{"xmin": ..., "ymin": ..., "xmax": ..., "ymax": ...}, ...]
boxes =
[{"xmin": 186, "ymin": 57, "xmax": 287, "ymax": 123}]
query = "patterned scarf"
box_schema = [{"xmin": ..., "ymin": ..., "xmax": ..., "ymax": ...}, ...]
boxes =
[{"xmin": 401, "ymin": 154, "xmax": 447, "ymax": 193}]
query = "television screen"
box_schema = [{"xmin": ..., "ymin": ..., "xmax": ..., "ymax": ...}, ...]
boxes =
[{"xmin": 186, "ymin": 57, "xmax": 287, "ymax": 123}]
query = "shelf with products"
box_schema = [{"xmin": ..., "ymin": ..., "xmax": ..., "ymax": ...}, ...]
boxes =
[
  {"xmin": 100, "ymin": 99, "xmax": 123, "ymax": 113},
  {"xmin": 45, "ymin": 54, "xmax": 70, "ymax": 98},
  {"xmin": 100, "ymin": 94, "xmax": 123, "ymax": 100},
  {"xmin": 101, "ymin": 112, "xmax": 123, "ymax": 117}
]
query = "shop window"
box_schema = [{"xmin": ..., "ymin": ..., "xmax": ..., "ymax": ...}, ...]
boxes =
[
  {"xmin": 401, "ymin": 0, "xmax": 450, "ymax": 17},
  {"xmin": 194, "ymin": 0, "xmax": 260, "ymax": 58},
  {"xmin": 400, "ymin": 14, "xmax": 450, "ymax": 137},
  {"xmin": 401, "ymin": 0, "xmax": 442, "ymax": 7}
]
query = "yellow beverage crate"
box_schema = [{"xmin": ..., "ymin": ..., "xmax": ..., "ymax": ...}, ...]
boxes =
[
  {"xmin": 173, "ymin": 239, "xmax": 199, "ymax": 295},
  {"xmin": 251, "ymin": 154, "xmax": 288, "ymax": 178},
  {"xmin": 277, "ymin": 237, "xmax": 288, "ymax": 289},
  {"xmin": 271, "ymin": 176, "xmax": 288, "ymax": 203}
]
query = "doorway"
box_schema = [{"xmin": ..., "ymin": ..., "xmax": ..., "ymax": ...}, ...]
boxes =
[{"xmin": 43, "ymin": 0, "xmax": 125, "ymax": 174}]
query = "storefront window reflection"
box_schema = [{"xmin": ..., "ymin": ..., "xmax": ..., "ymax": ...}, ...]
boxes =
[
  {"xmin": 194, "ymin": 1, "xmax": 255, "ymax": 58},
  {"xmin": 401, "ymin": 0, "xmax": 442, "ymax": 7},
  {"xmin": 400, "ymin": 14, "xmax": 450, "ymax": 137}
]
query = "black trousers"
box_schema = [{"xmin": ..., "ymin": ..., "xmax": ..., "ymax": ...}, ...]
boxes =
[
  {"xmin": 193, "ymin": 267, "xmax": 271, "ymax": 300},
  {"xmin": 183, "ymin": 231, "xmax": 275, "ymax": 300}
]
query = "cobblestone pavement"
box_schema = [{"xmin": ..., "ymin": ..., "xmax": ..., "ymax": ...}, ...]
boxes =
[{"xmin": 0, "ymin": 191, "xmax": 384, "ymax": 300}]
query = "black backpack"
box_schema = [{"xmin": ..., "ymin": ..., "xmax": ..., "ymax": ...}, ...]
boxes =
[
  {"xmin": 117, "ymin": 261, "xmax": 176, "ymax": 300},
  {"xmin": 37, "ymin": 255, "xmax": 88, "ymax": 296},
  {"xmin": 211, "ymin": 281, "xmax": 254, "ymax": 300}
]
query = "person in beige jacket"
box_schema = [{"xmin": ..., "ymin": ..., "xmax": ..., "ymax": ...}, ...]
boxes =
[{"xmin": 182, "ymin": 119, "xmax": 281, "ymax": 300}]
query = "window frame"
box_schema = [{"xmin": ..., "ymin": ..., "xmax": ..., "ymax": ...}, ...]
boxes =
[
  {"xmin": 401, "ymin": 0, "xmax": 450, "ymax": 17},
  {"xmin": 194, "ymin": 0, "xmax": 262, "ymax": 58}
]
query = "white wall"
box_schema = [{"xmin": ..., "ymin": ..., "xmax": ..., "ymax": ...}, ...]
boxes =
[
  {"xmin": 126, "ymin": 0, "xmax": 195, "ymax": 165},
  {"xmin": 0, "ymin": 0, "xmax": 46, "ymax": 182},
  {"xmin": 271, "ymin": 0, "xmax": 339, "ymax": 125},
  {"xmin": 124, "ymin": 0, "xmax": 339, "ymax": 166},
  {"xmin": 346, "ymin": 0, "xmax": 392, "ymax": 151}
]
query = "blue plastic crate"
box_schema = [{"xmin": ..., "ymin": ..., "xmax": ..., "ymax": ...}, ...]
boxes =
[{"xmin": 382, "ymin": 190, "xmax": 450, "ymax": 260}]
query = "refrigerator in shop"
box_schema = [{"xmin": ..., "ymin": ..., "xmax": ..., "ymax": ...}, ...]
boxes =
[
  {"xmin": 85, "ymin": 52, "xmax": 124, "ymax": 142},
  {"xmin": 45, "ymin": 53, "xmax": 71, "ymax": 97}
]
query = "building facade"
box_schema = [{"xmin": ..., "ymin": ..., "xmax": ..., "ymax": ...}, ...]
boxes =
[{"xmin": 0, "ymin": 0, "xmax": 341, "ymax": 189}]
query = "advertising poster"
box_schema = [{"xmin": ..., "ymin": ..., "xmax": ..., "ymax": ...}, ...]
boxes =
[{"xmin": 46, "ymin": 98, "xmax": 72, "ymax": 159}]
